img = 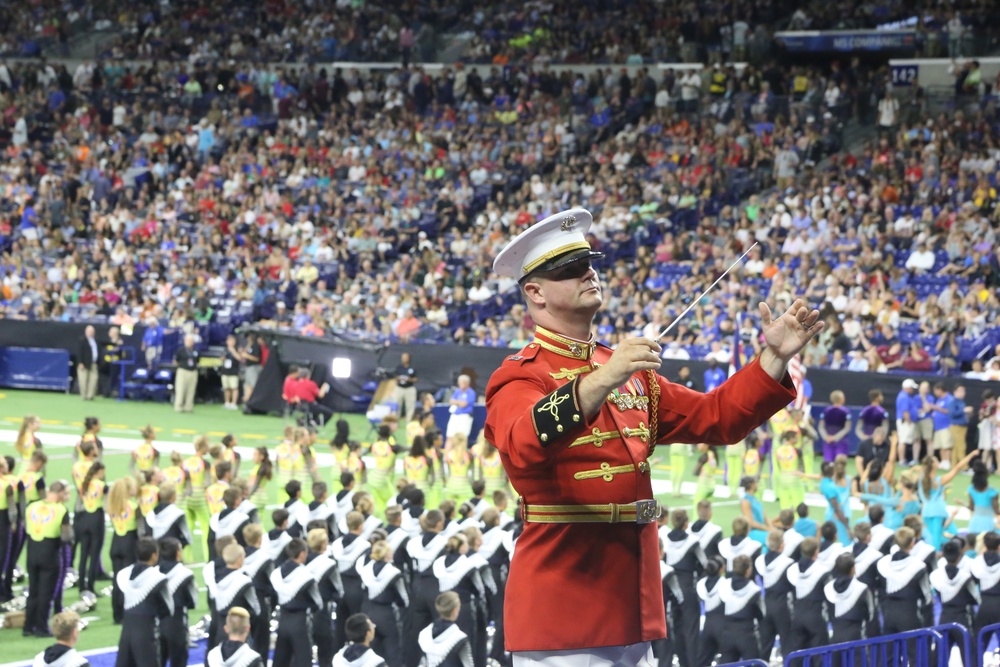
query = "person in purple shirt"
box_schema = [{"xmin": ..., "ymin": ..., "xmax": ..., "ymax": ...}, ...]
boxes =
[
  {"xmin": 820, "ymin": 390, "xmax": 853, "ymax": 462},
  {"xmin": 855, "ymin": 389, "xmax": 889, "ymax": 440}
]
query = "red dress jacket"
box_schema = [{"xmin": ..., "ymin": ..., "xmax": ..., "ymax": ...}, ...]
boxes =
[{"xmin": 484, "ymin": 326, "xmax": 795, "ymax": 652}]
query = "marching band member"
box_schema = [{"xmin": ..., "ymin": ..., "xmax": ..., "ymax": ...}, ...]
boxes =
[
  {"xmin": 383, "ymin": 505, "xmax": 412, "ymax": 565},
  {"xmin": 432, "ymin": 533, "xmax": 493, "ymax": 667},
  {"xmin": 824, "ymin": 553, "xmax": 875, "ymax": 644},
  {"xmin": 31, "ymin": 611, "xmax": 90, "ymax": 667},
  {"xmin": 269, "ymin": 538, "xmax": 323, "ymax": 667},
  {"xmin": 417, "ymin": 592, "xmax": 474, "ymax": 667},
  {"xmin": 816, "ymin": 520, "xmax": 847, "ymax": 569},
  {"xmin": 282, "ymin": 481, "xmax": 312, "ymax": 538},
  {"xmin": 308, "ymin": 481, "xmax": 338, "ymax": 540},
  {"xmin": 265, "ymin": 509, "xmax": 294, "ymax": 564},
  {"xmin": 714, "ymin": 554, "xmax": 765, "ymax": 663},
  {"xmin": 359, "ymin": 539, "xmax": 408, "ymax": 666},
  {"xmin": 145, "ymin": 483, "xmax": 192, "ymax": 550},
  {"xmin": 205, "ymin": 607, "xmax": 264, "ymax": 667},
  {"xmin": 477, "ymin": 508, "xmax": 513, "ymax": 667},
  {"xmin": 775, "ymin": 509, "xmax": 805, "ymax": 559},
  {"xmin": 403, "ymin": 509, "xmax": 449, "ymax": 667},
  {"xmin": 158, "ymin": 537, "xmax": 198, "ymax": 667},
  {"xmin": 718, "ymin": 517, "xmax": 762, "ymax": 576},
  {"xmin": 867, "ymin": 504, "xmax": 896, "ymax": 554},
  {"xmin": 240, "ymin": 524, "xmax": 274, "ymax": 655},
  {"xmin": 212, "ymin": 544, "xmax": 260, "ymax": 647},
  {"xmin": 115, "ymin": 537, "xmax": 174, "ymax": 667},
  {"xmin": 305, "ymin": 528, "xmax": 344, "ymax": 667},
  {"xmin": 204, "ymin": 535, "xmax": 238, "ymax": 653},
  {"xmin": 210, "ymin": 487, "xmax": 251, "ymax": 555},
  {"xmin": 971, "ymin": 531, "xmax": 1000, "ymax": 644},
  {"xmin": 690, "ymin": 499, "xmax": 723, "ymax": 559},
  {"xmin": 333, "ymin": 613, "xmax": 387, "ymax": 667},
  {"xmin": 785, "ymin": 537, "xmax": 832, "ymax": 656},
  {"xmin": 878, "ymin": 527, "xmax": 932, "ymax": 638},
  {"xmin": 849, "ymin": 522, "xmax": 884, "ymax": 635},
  {"xmin": 694, "ymin": 556, "xmax": 726, "ymax": 667},
  {"xmin": 11, "ymin": 451, "xmax": 48, "ymax": 602},
  {"xmin": 931, "ymin": 538, "xmax": 980, "ymax": 657},
  {"xmin": 333, "ymin": 472, "xmax": 357, "ymax": 527},
  {"xmin": 756, "ymin": 530, "xmax": 795, "ymax": 663},
  {"xmin": 663, "ymin": 508, "xmax": 705, "ymax": 667},
  {"xmin": 331, "ymin": 511, "xmax": 374, "ymax": 653}
]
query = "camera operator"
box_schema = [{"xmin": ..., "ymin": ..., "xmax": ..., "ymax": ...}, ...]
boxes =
[{"xmin": 392, "ymin": 352, "xmax": 419, "ymax": 421}]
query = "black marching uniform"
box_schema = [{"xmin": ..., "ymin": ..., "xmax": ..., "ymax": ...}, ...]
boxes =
[
  {"xmin": 212, "ymin": 566, "xmax": 260, "ymax": 648},
  {"xmin": 203, "ymin": 555, "xmax": 226, "ymax": 653},
  {"xmin": 869, "ymin": 522, "xmax": 895, "ymax": 555},
  {"xmin": 32, "ymin": 644, "xmax": 92, "ymax": 667},
  {"xmin": 160, "ymin": 558, "xmax": 198, "ymax": 667},
  {"xmin": 208, "ymin": 508, "xmax": 251, "ymax": 558},
  {"xmin": 715, "ymin": 574, "xmax": 765, "ymax": 663},
  {"xmin": 115, "ymin": 562, "xmax": 174, "ymax": 667},
  {"xmin": 418, "ymin": 619, "xmax": 474, "ymax": 667},
  {"xmin": 785, "ymin": 558, "xmax": 833, "ymax": 657},
  {"xmin": 755, "ymin": 550, "xmax": 795, "ymax": 662},
  {"xmin": 265, "ymin": 528, "xmax": 293, "ymax": 566},
  {"xmin": 931, "ymin": 559, "xmax": 979, "ymax": 664},
  {"xmin": 476, "ymin": 525, "xmax": 513, "ymax": 667},
  {"xmin": 305, "ymin": 548, "xmax": 344, "ymax": 667},
  {"xmin": 432, "ymin": 553, "xmax": 494, "ymax": 667},
  {"xmin": 330, "ymin": 534, "xmax": 372, "ymax": 653},
  {"xmin": 695, "ymin": 570, "xmax": 725, "ymax": 667},
  {"xmin": 971, "ymin": 552, "xmax": 1000, "ymax": 644},
  {"xmin": 877, "ymin": 551, "xmax": 932, "ymax": 637},
  {"xmin": 824, "ymin": 575, "xmax": 875, "ymax": 643},
  {"xmin": 718, "ymin": 534, "xmax": 762, "ymax": 576},
  {"xmin": 359, "ymin": 558, "xmax": 409, "ymax": 667},
  {"xmin": 308, "ymin": 499, "xmax": 339, "ymax": 541},
  {"xmin": 663, "ymin": 529, "xmax": 706, "ymax": 667},
  {"xmin": 403, "ymin": 531, "xmax": 448, "ymax": 667},
  {"xmin": 780, "ymin": 528, "xmax": 806, "ymax": 560},
  {"xmin": 332, "ymin": 643, "xmax": 387, "ymax": 667},
  {"xmin": 851, "ymin": 542, "xmax": 884, "ymax": 636},
  {"xmin": 241, "ymin": 544, "xmax": 275, "ymax": 655},
  {"xmin": 653, "ymin": 561, "xmax": 683, "ymax": 667},
  {"xmin": 690, "ymin": 519, "xmax": 722, "ymax": 559},
  {"xmin": 205, "ymin": 638, "xmax": 264, "ymax": 667},
  {"xmin": 269, "ymin": 559, "xmax": 323, "ymax": 667},
  {"xmin": 145, "ymin": 503, "xmax": 193, "ymax": 547}
]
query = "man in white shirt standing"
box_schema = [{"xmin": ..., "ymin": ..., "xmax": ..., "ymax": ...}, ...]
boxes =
[{"xmin": 877, "ymin": 91, "xmax": 899, "ymax": 137}]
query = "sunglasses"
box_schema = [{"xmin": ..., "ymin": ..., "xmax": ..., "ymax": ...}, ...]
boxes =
[{"xmin": 538, "ymin": 260, "xmax": 596, "ymax": 282}]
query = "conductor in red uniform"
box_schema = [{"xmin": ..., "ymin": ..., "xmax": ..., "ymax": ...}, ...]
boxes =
[{"xmin": 484, "ymin": 208, "xmax": 824, "ymax": 666}]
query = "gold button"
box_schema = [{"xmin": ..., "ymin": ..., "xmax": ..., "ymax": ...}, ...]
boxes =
[
  {"xmin": 529, "ymin": 344, "xmax": 537, "ymax": 348},
  {"xmin": 557, "ymin": 424, "xmax": 563, "ymax": 433},
  {"xmin": 540, "ymin": 433, "xmax": 548, "ymax": 442},
  {"xmin": 638, "ymin": 461, "xmax": 650, "ymax": 474},
  {"xmin": 573, "ymin": 414, "xmax": 580, "ymax": 422}
]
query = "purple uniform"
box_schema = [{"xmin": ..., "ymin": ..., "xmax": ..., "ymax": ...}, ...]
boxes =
[
  {"xmin": 822, "ymin": 405, "xmax": 851, "ymax": 461},
  {"xmin": 858, "ymin": 404, "xmax": 888, "ymax": 437}
]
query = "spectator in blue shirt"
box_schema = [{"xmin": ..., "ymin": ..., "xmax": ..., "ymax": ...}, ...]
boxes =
[
  {"xmin": 703, "ymin": 359, "xmax": 726, "ymax": 392},
  {"xmin": 446, "ymin": 374, "xmax": 476, "ymax": 443},
  {"xmin": 895, "ymin": 379, "xmax": 920, "ymax": 466},
  {"xmin": 948, "ymin": 385, "xmax": 970, "ymax": 464},
  {"xmin": 929, "ymin": 382, "xmax": 957, "ymax": 469},
  {"xmin": 141, "ymin": 316, "xmax": 164, "ymax": 369},
  {"xmin": 20, "ymin": 198, "xmax": 39, "ymax": 240}
]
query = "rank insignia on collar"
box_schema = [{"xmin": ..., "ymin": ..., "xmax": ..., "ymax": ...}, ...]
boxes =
[{"xmin": 507, "ymin": 355, "xmax": 523, "ymax": 361}]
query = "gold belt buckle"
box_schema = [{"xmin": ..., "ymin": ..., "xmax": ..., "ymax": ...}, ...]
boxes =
[{"xmin": 634, "ymin": 499, "xmax": 659, "ymax": 524}]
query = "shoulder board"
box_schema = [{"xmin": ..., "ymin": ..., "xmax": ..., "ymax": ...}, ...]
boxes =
[{"xmin": 505, "ymin": 344, "xmax": 540, "ymax": 365}]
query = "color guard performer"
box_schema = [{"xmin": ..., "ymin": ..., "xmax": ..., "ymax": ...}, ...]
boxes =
[
  {"xmin": 23, "ymin": 480, "xmax": 72, "ymax": 638},
  {"xmin": 107, "ymin": 478, "xmax": 141, "ymax": 624},
  {"xmin": 0, "ymin": 456, "xmax": 15, "ymax": 602}
]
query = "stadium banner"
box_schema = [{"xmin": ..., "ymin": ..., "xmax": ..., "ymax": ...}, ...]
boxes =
[{"xmin": 775, "ymin": 30, "xmax": 918, "ymax": 54}]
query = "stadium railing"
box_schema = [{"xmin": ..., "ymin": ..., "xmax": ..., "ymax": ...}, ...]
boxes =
[
  {"xmin": 783, "ymin": 623, "xmax": 973, "ymax": 667},
  {"xmin": 716, "ymin": 660, "xmax": 769, "ymax": 667},
  {"xmin": 979, "ymin": 622, "xmax": 1000, "ymax": 667}
]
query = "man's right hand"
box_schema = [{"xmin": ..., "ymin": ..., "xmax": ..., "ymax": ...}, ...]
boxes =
[{"xmin": 579, "ymin": 337, "xmax": 662, "ymax": 418}]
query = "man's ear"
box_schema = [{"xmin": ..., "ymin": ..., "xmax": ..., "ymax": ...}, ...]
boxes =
[{"xmin": 521, "ymin": 280, "xmax": 545, "ymax": 306}]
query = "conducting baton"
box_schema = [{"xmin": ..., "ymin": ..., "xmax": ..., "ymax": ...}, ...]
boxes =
[{"xmin": 656, "ymin": 242, "xmax": 758, "ymax": 341}]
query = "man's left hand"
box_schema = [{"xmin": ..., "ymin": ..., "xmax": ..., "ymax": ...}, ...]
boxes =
[{"xmin": 759, "ymin": 299, "xmax": 824, "ymax": 361}]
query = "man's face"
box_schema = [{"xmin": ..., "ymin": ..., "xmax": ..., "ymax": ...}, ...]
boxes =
[
  {"xmin": 525, "ymin": 260, "xmax": 602, "ymax": 316},
  {"xmin": 85, "ymin": 325, "xmax": 94, "ymax": 337}
]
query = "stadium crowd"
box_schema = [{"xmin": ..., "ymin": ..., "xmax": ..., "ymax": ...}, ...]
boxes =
[
  {"xmin": 1, "ymin": 52, "xmax": 1000, "ymax": 379},
  {"xmin": 3, "ymin": 404, "xmax": 1000, "ymax": 666}
]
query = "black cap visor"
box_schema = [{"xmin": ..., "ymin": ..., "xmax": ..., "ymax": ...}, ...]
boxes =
[{"xmin": 519, "ymin": 248, "xmax": 605, "ymax": 284}]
